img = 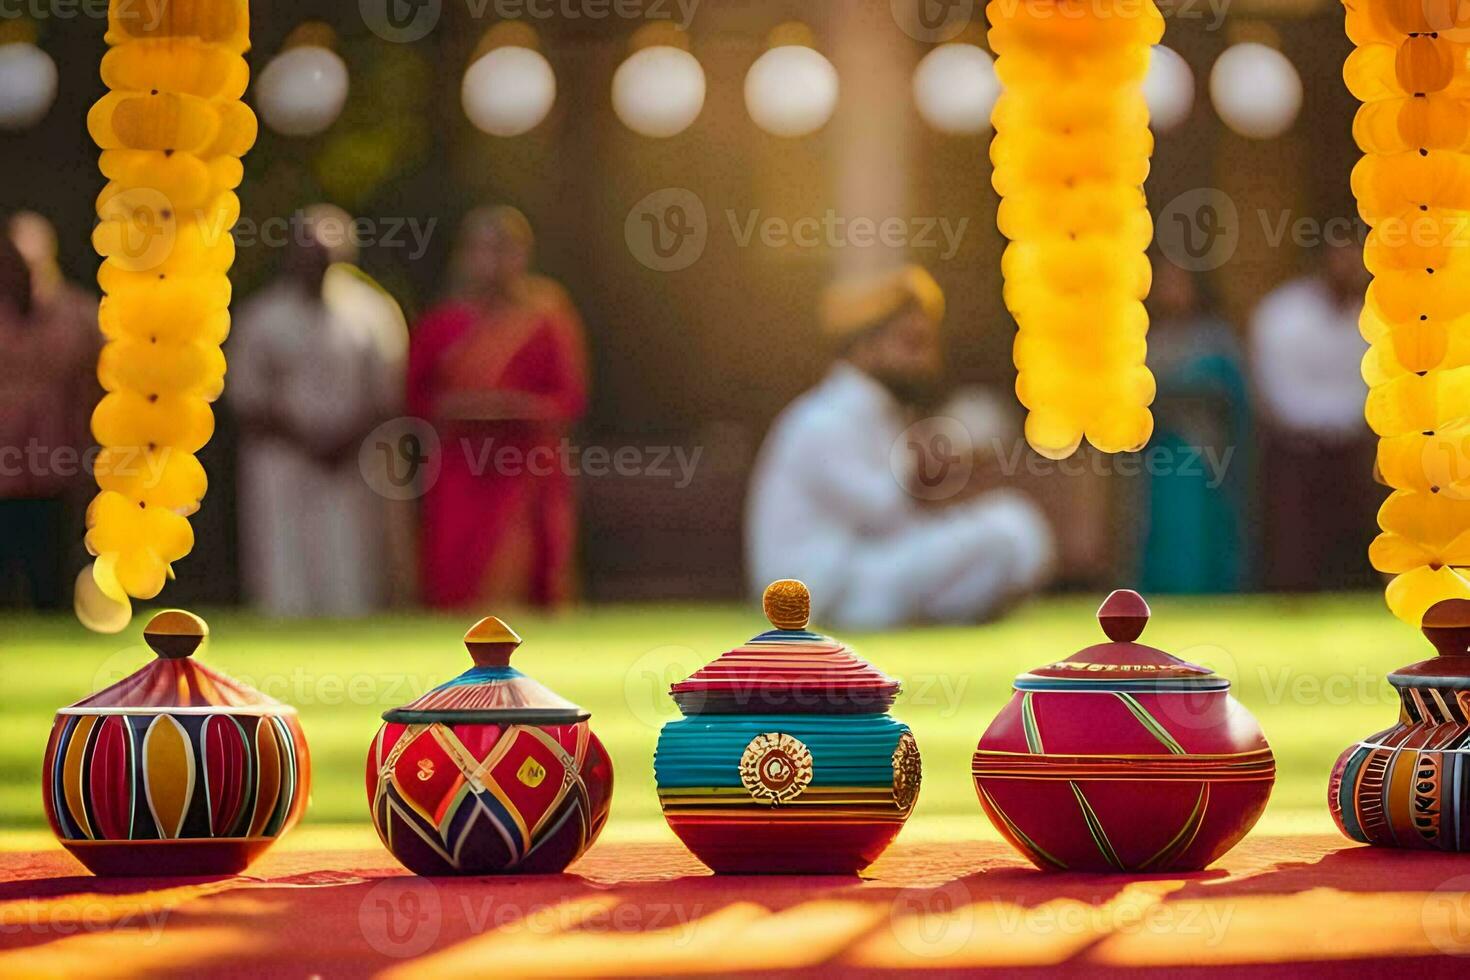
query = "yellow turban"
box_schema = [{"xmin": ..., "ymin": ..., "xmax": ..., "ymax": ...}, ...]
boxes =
[{"xmin": 820, "ymin": 265, "xmax": 945, "ymax": 338}]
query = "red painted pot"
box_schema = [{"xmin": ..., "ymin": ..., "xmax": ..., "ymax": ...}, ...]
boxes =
[
  {"xmin": 367, "ymin": 616, "xmax": 613, "ymax": 875},
  {"xmin": 973, "ymin": 590, "xmax": 1274, "ymax": 872},
  {"xmin": 43, "ymin": 610, "xmax": 310, "ymax": 877}
]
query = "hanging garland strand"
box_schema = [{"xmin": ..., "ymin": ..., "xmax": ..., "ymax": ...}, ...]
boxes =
[
  {"xmin": 81, "ymin": 0, "xmax": 255, "ymax": 624},
  {"xmin": 989, "ymin": 0, "xmax": 1160, "ymax": 460},
  {"xmin": 1348, "ymin": 0, "xmax": 1470, "ymax": 625}
]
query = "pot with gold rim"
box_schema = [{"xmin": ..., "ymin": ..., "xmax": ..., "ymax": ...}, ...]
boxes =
[
  {"xmin": 366, "ymin": 615, "xmax": 613, "ymax": 875},
  {"xmin": 654, "ymin": 579, "xmax": 922, "ymax": 874},
  {"xmin": 973, "ymin": 590, "xmax": 1274, "ymax": 872}
]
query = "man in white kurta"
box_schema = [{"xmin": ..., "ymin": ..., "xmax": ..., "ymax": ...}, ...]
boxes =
[
  {"xmin": 746, "ymin": 266, "xmax": 1055, "ymax": 629},
  {"xmin": 229, "ymin": 218, "xmax": 407, "ymax": 618}
]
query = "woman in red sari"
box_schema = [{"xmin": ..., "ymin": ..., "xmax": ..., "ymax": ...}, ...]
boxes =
[{"xmin": 407, "ymin": 207, "xmax": 587, "ymax": 609}]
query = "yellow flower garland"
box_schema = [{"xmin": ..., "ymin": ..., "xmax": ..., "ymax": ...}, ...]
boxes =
[
  {"xmin": 82, "ymin": 0, "xmax": 254, "ymax": 622},
  {"xmin": 1347, "ymin": 0, "xmax": 1470, "ymax": 625},
  {"xmin": 989, "ymin": 0, "xmax": 1160, "ymax": 459}
]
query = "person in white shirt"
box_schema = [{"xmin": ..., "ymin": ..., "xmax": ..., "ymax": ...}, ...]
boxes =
[
  {"xmin": 746, "ymin": 265, "xmax": 1055, "ymax": 630},
  {"xmin": 1249, "ymin": 239, "xmax": 1375, "ymax": 591},
  {"xmin": 229, "ymin": 207, "xmax": 408, "ymax": 617}
]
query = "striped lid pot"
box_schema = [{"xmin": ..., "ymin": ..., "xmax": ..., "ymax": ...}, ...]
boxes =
[
  {"xmin": 381, "ymin": 616, "xmax": 589, "ymax": 725},
  {"xmin": 43, "ymin": 610, "xmax": 311, "ymax": 877},
  {"xmin": 669, "ymin": 579, "xmax": 902, "ymax": 715}
]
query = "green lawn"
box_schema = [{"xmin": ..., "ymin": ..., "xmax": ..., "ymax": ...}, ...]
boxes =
[{"xmin": 0, "ymin": 593, "xmax": 1418, "ymax": 835}]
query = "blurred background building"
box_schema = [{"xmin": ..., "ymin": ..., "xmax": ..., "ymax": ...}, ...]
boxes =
[{"xmin": 0, "ymin": 0, "xmax": 1371, "ymax": 613}]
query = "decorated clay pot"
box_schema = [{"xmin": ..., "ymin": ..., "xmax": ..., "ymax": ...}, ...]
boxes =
[
  {"xmin": 973, "ymin": 590, "xmax": 1274, "ymax": 872},
  {"xmin": 367, "ymin": 616, "xmax": 613, "ymax": 875},
  {"xmin": 655, "ymin": 580, "xmax": 922, "ymax": 874},
  {"xmin": 42, "ymin": 611, "xmax": 310, "ymax": 877},
  {"xmin": 1331, "ymin": 599, "xmax": 1470, "ymax": 850}
]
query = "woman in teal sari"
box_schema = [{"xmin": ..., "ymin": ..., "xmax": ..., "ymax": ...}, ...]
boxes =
[{"xmin": 1137, "ymin": 260, "xmax": 1252, "ymax": 593}]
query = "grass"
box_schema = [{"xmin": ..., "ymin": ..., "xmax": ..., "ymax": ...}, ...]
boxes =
[{"xmin": 0, "ymin": 593, "xmax": 1418, "ymax": 838}]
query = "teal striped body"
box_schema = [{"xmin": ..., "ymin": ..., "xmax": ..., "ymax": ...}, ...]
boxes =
[{"xmin": 655, "ymin": 714, "xmax": 910, "ymax": 789}]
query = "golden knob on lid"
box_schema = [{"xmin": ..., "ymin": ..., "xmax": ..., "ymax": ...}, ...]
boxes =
[
  {"xmin": 464, "ymin": 616, "xmax": 523, "ymax": 666},
  {"xmin": 763, "ymin": 579, "xmax": 810, "ymax": 631},
  {"xmin": 143, "ymin": 609, "xmax": 208, "ymax": 660}
]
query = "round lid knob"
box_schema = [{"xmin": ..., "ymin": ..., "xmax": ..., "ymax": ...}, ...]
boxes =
[
  {"xmin": 1423, "ymin": 599, "xmax": 1470, "ymax": 657},
  {"xmin": 763, "ymin": 579, "xmax": 810, "ymax": 631},
  {"xmin": 1098, "ymin": 589, "xmax": 1150, "ymax": 642},
  {"xmin": 143, "ymin": 609, "xmax": 208, "ymax": 660},
  {"xmin": 465, "ymin": 616, "xmax": 522, "ymax": 667}
]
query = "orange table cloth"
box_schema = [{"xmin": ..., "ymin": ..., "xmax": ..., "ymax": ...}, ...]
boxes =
[{"xmin": 3, "ymin": 835, "xmax": 1469, "ymax": 976}]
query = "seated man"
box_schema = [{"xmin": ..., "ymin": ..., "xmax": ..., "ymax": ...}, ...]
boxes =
[{"xmin": 746, "ymin": 265, "xmax": 1055, "ymax": 629}]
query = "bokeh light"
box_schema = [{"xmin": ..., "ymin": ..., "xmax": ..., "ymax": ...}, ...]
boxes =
[
  {"xmin": 1210, "ymin": 42, "xmax": 1302, "ymax": 140},
  {"xmin": 612, "ymin": 45, "xmax": 706, "ymax": 138},
  {"xmin": 913, "ymin": 43, "xmax": 999, "ymax": 135},
  {"xmin": 744, "ymin": 45, "xmax": 839, "ymax": 138},
  {"xmin": 0, "ymin": 41, "xmax": 57, "ymax": 130},
  {"xmin": 463, "ymin": 45, "xmax": 557, "ymax": 137},
  {"xmin": 1143, "ymin": 44, "xmax": 1194, "ymax": 133},
  {"xmin": 256, "ymin": 45, "xmax": 350, "ymax": 137}
]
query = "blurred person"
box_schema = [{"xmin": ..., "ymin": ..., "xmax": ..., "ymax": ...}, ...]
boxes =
[
  {"xmin": 1250, "ymin": 237, "xmax": 1374, "ymax": 591},
  {"xmin": 11, "ymin": 211, "xmax": 73, "ymax": 311},
  {"xmin": 746, "ymin": 265, "xmax": 1055, "ymax": 630},
  {"xmin": 229, "ymin": 206, "xmax": 407, "ymax": 617},
  {"xmin": 0, "ymin": 223, "xmax": 97, "ymax": 609},
  {"xmin": 1138, "ymin": 259, "xmax": 1252, "ymax": 594},
  {"xmin": 407, "ymin": 206, "xmax": 587, "ymax": 609}
]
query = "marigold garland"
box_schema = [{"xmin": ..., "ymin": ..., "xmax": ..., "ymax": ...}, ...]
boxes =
[
  {"xmin": 1346, "ymin": 0, "xmax": 1470, "ymax": 624},
  {"xmin": 81, "ymin": 0, "xmax": 254, "ymax": 623},
  {"xmin": 988, "ymin": 0, "xmax": 1160, "ymax": 460}
]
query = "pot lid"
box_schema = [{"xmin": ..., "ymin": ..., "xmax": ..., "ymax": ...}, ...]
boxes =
[
  {"xmin": 669, "ymin": 580, "xmax": 902, "ymax": 714},
  {"xmin": 382, "ymin": 616, "xmax": 589, "ymax": 725},
  {"xmin": 1015, "ymin": 590, "xmax": 1229, "ymax": 692},
  {"xmin": 62, "ymin": 610, "xmax": 290, "ymax": 713},
  {"xmin": 1388, "ymin": 599, "xmax": 1470, "ymax": 689}
]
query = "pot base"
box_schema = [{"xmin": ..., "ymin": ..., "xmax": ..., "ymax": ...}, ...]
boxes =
[
  {"xmin": 664, "ymin": 816, "xmax": 902, "ymax": 875},
  {"xmin": 59, "ymin": 837, "xmax": 279, "ymax": 877}
]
